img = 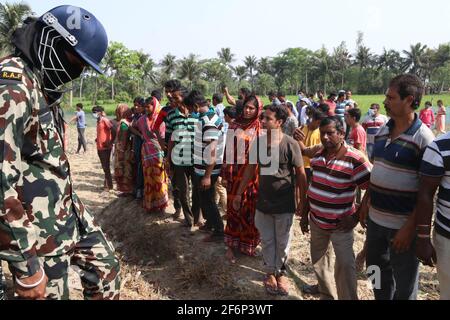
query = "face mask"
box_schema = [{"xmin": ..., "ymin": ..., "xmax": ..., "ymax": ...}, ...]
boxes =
[
  {"xmin": 93, "ymin": 113, "xmax": 99, "ymax": 119},
  {"xmin": 368, "ymin": 109, "xmax": 376, "ymax": 117}
]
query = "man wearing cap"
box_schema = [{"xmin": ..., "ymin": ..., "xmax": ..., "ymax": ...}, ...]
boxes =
[{"xmin": 0, "ymin": 6, "xmax": 120, "ymax": 300}]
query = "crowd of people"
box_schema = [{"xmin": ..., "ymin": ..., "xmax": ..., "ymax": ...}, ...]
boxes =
[
  {"xmin": 51, "ymin": 74, "xmax": 448, "ymax": 300},
  {"xmin": 1, "ymin": 5, "xmax": 449, "ymax": 301}
]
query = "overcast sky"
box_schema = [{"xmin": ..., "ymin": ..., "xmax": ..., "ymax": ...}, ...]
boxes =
[{"xmin": 25, "ymin": 0, "xmax": 450, "ymax": 64}]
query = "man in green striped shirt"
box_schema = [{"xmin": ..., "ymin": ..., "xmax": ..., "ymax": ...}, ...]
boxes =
[{"xmin": 166, "ymin": 82, "xmax": 201, "ymax": 229}]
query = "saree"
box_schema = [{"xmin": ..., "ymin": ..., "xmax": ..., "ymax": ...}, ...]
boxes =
[
  {"xmin": 222, "ymin": 96, "xmax": 263, "ymax": 256},
  {"xmin": 114, "ymin": 105, "xmax": 135, "ymax": 193},
  {"xmin": 137, "ymin": 101, "xmax": 168, "ymax": 212}
]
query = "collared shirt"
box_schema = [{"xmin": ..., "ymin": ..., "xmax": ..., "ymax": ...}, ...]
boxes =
[
  {"xmin": 166, "ymin": 107, "xmax": 199, "ymax": 166},
  {"xmin": 308, "ymin": 143, "xmax": 372, "ymax": 230},
  {"xmin": 369, "ymin": 114, "xmax": 435, "ymax": 230},
  {"xmin": 335, "ymin": 101, "xmax": 347, "ymax": 120},
  {"xmin": 194, "ymin": 109, "xmax": 224, "ymax": 176},
  {"xmin": 420, "ymin": 132, "xmax": 450, "ymax": 239},
  {"xmin": 362, "ymin": 114, "xmax": 389, "ymax": 159}
]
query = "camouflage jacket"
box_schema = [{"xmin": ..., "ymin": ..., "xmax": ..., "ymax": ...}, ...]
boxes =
[{"xmin": 0, "ymin": 56, "xmax": 95, "ymax": 278}]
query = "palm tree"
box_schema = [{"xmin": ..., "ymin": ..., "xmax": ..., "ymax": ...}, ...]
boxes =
[
  {"xmin": 332, "ymin": 42, "xmax": 352, "ymax": 88},
  {"xmin": 160, "ymin": 53, "xmax": 177, "ymax": 78},
  {"xmin": 137, "ymin": 51, "xmax": 156, "ymax": 95},
  {"xmin": 217, "ymin": 47, "xmax": 235, "ymax": 67},
  {"xmin": 312, "ymin": 47, "xmax": 331, "ymax": 94},
  {"xmin": 257, "ymin": 57, "xmax": 272, "ymax": 75},
  {"xmin": 178, "ymin": 54, "xmax": 202, "ymax": 90},
  {"xmin": 244, "ymin": 55, "xmax": 258, "ymax": 91},
  {"xmin": 402, "ymin": 43, "xmax": 428, "ymax": 76},
  {"xmin": 0, "ymin": 2, "xmax": 33, "ymax": 55},
  {"xmin": 377, "ymin": 48, "xmax": 402, "ymax": 72},
  {"xmin": 233, "ymin": 66, "xmax": 247, "ymax": 89},
  {"xmin": 355, "ymin": 45, "xmax": 373, "ymax": 70}
]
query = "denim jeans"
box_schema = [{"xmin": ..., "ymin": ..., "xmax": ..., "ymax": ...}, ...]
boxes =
[{"xmin": 366, "ymin": 217, "xmax": 419, "ymax": 300}]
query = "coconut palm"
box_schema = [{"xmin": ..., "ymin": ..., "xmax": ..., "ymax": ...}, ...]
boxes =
[
  {"xmin": 244, "ymin": 55, "xmax": 258, "ymax": 90},
  {"xmin": 233, "ymin": 65, "xmax": 247, "ymax": 89},
  {"xmin": 178, "ymin": 54, "xmax": 202, "ymax": 90},
  {"xmin": 257, "ymin": 57, "xmax": 272, "ymax": 75},
  {"xmin": 402, "ymin": 43, "xmax": 428, "ymax": 76},
  {"xmin": 0, "ymin": 2, "xmax": 33, "ymax": 55},
  {"xmin": 217, "ymin": 47, "xmax": 235, "ymax": 67},
  {"xmin": 160, "ymin": 53, "xmax": 177, "ymax": 78}
]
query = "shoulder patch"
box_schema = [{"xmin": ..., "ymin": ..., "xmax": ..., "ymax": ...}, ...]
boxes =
[{"xmin": 0, "ymin": 70, "xmax": 23, "ymax": 82}]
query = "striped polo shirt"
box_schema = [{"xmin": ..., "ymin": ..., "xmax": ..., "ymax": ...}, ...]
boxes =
[
  {"xmin": 194, "ymin": 109, "xmax": 225, "ymax": 176},
  {"xmin": 335, "ymin": 101, "xmax": 347, "ymax": 122},
  {"xmin": 308, "ymin": 143, "xmax": 372, "ymax": 230},
  {"xmin": 369, "ymin": 114, "xmax": 435, "ymax": 230},
  {"xmin": 166, "ymin": 108, "xmax": 199, "ymax": 166},
  {"xmin": 420, "ymin": 133, "xmax": 450, "ymax": 239}
]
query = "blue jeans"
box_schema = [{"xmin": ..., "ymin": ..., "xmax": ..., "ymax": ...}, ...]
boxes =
[{"xmin": 366, "ymin": 218, "xmax": 419, "ymax": 300}]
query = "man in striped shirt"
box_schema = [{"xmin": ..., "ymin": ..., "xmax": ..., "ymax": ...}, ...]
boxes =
[
  {"xmin": 362, "ymin": 104, "xmax": 389, "ymax": 158},
  {"xmin": 364, "ymin": 74, "xmax": 435, "ymax": 300},
  {"xmin": 184, "ymin": 90, "xmax": 225, "ymax": 241},
  {"xmin": 166, "ymin": 85, "xmax": 201, "ymax": 229},
  {"xmin": 301, "ymin": 116, "xmax": 372, "ymax": 300},
  {"xmin": 415, "ymin": 134, "xmax": 450, "ymax": 300}
]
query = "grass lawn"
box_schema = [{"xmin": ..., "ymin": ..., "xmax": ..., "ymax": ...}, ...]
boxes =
[{"xmin": 63, "ymin": 94, "xmax": 450, "ymax": 119}]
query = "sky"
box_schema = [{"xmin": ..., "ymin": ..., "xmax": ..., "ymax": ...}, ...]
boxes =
[{"xmin": 23, "ymin": 0, "xmax": 450, "ymax": 65}]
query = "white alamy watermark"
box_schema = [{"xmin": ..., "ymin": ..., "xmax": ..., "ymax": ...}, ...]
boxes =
[
  {"xmin": 367, "ymin": 265, "xmax": 381, "ymax": 290},
  {"xmin": 170, "ymin": 127, "xmax": 281, "ymax": 176},
  {"xmin": 66, "ymin": 6, "xmax": 82, "ymax": 30}
]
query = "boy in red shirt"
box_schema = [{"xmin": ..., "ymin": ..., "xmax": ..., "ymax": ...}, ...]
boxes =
[
  {"xmin": 419, "ymin": 101, "xmax": 435, "ymax": 129},
  {"xmin": 345, "ymin": 108, "xmax": 367, "ymax": 152},
  {"xmin": 93, "ymin": 106, "xmax": 115, "ymax": 192}
]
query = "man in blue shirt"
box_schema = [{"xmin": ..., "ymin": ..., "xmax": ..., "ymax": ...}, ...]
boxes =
[{"xmin": 70, "ymin": 103, "xmax": 87, "ymax": 154}]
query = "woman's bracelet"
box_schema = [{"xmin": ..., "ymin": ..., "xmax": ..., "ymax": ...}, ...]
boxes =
[{"xmin": 15, "ymin": 266, "xmax": 45, "ymax": 289}]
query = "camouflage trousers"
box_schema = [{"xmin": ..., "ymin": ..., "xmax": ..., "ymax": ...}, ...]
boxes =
[{"xmin": 42, "ymin": 228, "xmax": 120, "ymax": 300}]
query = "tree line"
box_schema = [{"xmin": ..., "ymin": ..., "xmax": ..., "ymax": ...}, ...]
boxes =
[{"xmin": 2, "ymin": 2, "xmax": 450, "ymax": 105}]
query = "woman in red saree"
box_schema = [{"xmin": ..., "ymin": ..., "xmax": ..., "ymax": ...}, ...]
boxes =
[
  {"xmin": 137, "ymin": 97, "xmax": 168, "ymax": 213},
  {"xmin": 222, "ymin": 95, "xmax": 263, "ymax": 263},
  {"xmin": 114, "ymin": 104, "xmax": 135, "ymax": 195}
]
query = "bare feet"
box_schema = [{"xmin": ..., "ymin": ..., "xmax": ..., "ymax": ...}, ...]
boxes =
[{"xmin": 225, "ymin": 248, "xmax": 236, "ymax": 264}]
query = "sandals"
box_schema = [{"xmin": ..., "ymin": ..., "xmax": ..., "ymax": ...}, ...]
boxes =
[{"xmin": 264, "ymin": 274, "xmax": 279, "ymax": 295}]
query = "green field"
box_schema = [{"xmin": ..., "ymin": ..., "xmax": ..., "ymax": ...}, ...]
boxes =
[{"xmin": 64, "ymin": 94, "xmax": 450, "ymax": 119}]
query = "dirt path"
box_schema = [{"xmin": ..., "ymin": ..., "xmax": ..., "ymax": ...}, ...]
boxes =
[{"xmin": 1, "ymin": 126, "xmax": 440, "ymax": 300}]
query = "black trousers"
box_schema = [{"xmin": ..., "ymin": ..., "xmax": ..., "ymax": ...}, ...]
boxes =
[
  {"xmin": 173, "ymin": 166, "xmax": 200, "ymax": 226},
  {"xmin": 194, "ymin": 175, "xmax": 224, "ymax": 234},
  {"xmin": 98, "ymin": 149, "xmax": 113, "ymax": 190}
]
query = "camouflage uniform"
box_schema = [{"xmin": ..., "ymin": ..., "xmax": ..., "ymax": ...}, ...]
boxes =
[{"xmin": 0, "ymin": 56, "xmax": 120, "ymax": 300}]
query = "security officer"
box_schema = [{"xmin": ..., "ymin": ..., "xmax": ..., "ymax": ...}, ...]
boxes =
[{"xmin": 0, "ymin": 5, "xmax": 120, "ymax": 300}]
